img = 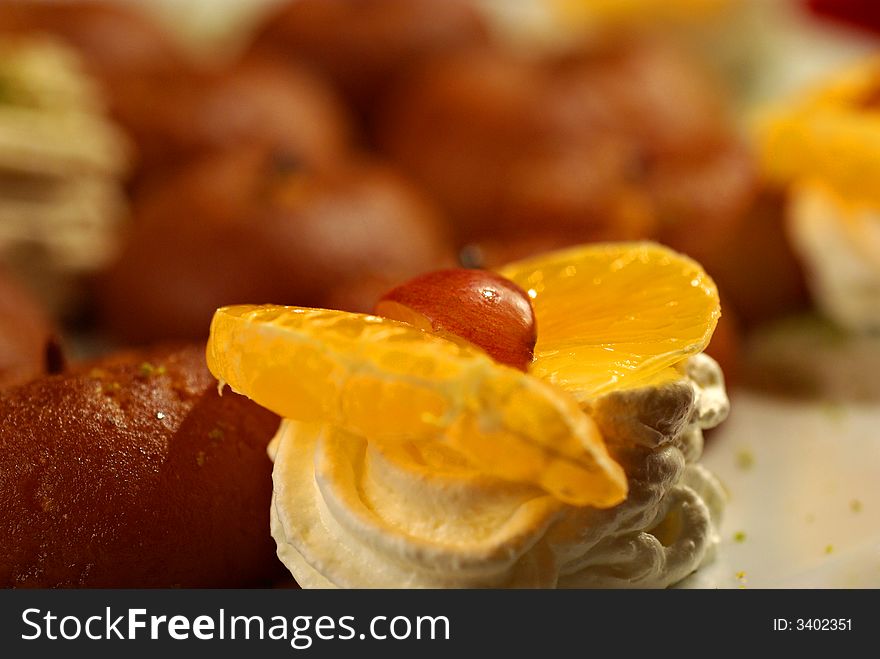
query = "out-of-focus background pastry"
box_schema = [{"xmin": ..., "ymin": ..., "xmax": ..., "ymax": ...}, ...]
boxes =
[
  {"xmin": 1, "ymin": 0, "xmax": 879, "ymax": 588},
  {"xmin": 0, "ymin": 0, "xmax": 851, "ymax": 346},
  {"xmin": 0, "ymin": 34, "xmax": 128, "ymax": 318}
]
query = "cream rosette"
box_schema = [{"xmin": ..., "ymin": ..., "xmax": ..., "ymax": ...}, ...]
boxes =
[{"xmin": 269, "ymin": 353, "xmax": 727, "ymax": 588}]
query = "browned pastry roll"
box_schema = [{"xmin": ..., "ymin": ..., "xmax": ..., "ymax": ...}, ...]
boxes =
[
  {"xmin": 377, "ymin": 38, "xmax": 756, "ymax": 261},
  {"xmin": 97, "ymin": 146, "xmax": 454, "ymax": 343},
  {"xmin": 0, "ymin": 1, "xmax": 186, "ymax": 180},
  {"xmin": 249, "ymin": 0, "xmax": 490, "ymax": 120},
  {"xmin": 377, "ymin": 45, "xmax": 656, "ymax": 247},
  {"xmin": 0, "ymin": 3, "xmax": 353, "ymax": 181},
  {"xmin": 112, "ymin": 56, "xmax": 353, "ymax": 182},
  {"xmin": 0, "ymin": 1, "xmax": 185, "ymax": 82},
  {"xmin": 0, "ymin": 344, "xmax": 284, "ymax": 588}
]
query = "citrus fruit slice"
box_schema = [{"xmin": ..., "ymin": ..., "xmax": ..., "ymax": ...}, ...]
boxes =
[
  {"xmin": 757, "ymin": 57, "xmax": 880, "ymax": 206},
  {"xmin": 207, "ymin": 305, "xmax": 626, "ymax": 507},
  {"xmin": 498, "ymin": 242, "xmax": 720, "ymax": 400}
]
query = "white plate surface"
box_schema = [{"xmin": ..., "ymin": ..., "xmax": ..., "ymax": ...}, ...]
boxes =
[{"xmin": 680, "ymin": 390, "xmax": 880, "ymax": 589}]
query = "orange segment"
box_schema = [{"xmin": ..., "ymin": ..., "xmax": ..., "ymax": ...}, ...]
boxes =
[
  {"xmin": 207, "ymin": 305, "xmax": 627, "ymax": 507},
  {"xmin": 498, "ymin": 242, "xmax": 720, "ymax": 400},
  {"xmin": 756, "ymin": 56, "xmax": 880, "ymax": 206}
]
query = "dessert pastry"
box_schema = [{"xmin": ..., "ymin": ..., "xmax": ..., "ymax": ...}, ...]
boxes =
[
  {"xmin": 0, "ymin": 1, "xmax": 183, "ymax": 170},
  {"xmin": 207, "ymin": 242, "xmax": 729, "ymax": 588},
  {"xmin": 111, "ymin": 55, "xmax": 353, "ymax": 183},
  {"xmin": 377, "ymin": 38, "xmax": 755, "ymax": 260},
  {"xmin": 0, "ymin": 3, "xmax": 313, "ymax": 184},
  {"xmin": 0, "ymin": 1, "xmax": 185, "ymax": 85},
  {"xmin": 0, "ymin": 35, "xmax": 129, "ymax": 316},
  {"xmin": 97, "ymin": 146, "xmax": 453, "ymax": 344},
  {"xmin": 378, "ymin": 44, "xmax": 653, "ymax": 247},
  {"xmin": 759, "ymin": 57, "xmax": 880, "ymax": 332},
  {"xmin": 249, "ymin": 0, "xmax": 490, "ymax": 122},
  {"xmin": 0, "ymin": 266, "xmax": 61, "ymax": 389},
  {"xmin": 0, "ymin": 344, "xmax": 283, "ymax": 588},
  {"xmin": 683, "ymin": 190, "xmax": 809, "ymax": 329}
]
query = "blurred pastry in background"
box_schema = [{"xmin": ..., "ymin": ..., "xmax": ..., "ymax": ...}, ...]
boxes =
[
  {"xmin": 0, "ymin": 265, "xmax": 62, "ymax": 389},
  {"xmin": 0, "ymin": 35, "xmax": 129, "ymax": 317},
  {"xmin": 0, "ymin": 1, "xmax": 207, "ymax": 184},
  {"xmin": 113, "ymin": 55, "xmax": 354, "ymax": 186},
  {"xmin": 97, "ymin": 146, "xmax": 454, "ymax": 344},
  {"xmin": 560, "ymin": 38, "xmax": 756, "ymax": 261},
  {"xmin": 758, "ymin": 56, "xmax": 880, "ymax": 332},
  {"xmin": 0, "ymin": 0, "xmax": 187, "ymax": 96},
  {"xmin": 0, "ymin": 3, "xmax": 353, "ymax": 182},
  {"xmin": 378, "ymin": 37, "xmax": 755, "ymax": 265},
  {"xmin": 248, "ymin": 0, "xmax": 490, "ymax": 124},
  {"xmin": 0, "ymin": 344, "xmax": 284, "ymax": 587},
  {"xmin": 0, "ymin": 0, "xmax": 192, "ymax": 143},
  {"xmin": 687, "ymin": 190, "xmax": 809, "ymax": 329},
  {"xmin": 480, "ymin": 0, "xmax": 769, "ymax": 111},
  {"xmin": 378, "ymin": 44, "xmax": 655, "ymax": 251}
]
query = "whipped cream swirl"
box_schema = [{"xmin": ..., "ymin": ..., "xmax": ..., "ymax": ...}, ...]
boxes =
[{"xmin": 269, "ymin": 353, "xmax": 728, "ymax": 588}]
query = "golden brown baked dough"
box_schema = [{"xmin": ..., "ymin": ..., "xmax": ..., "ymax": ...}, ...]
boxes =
[
  {"xmin": 249, "ymin": 0, "xmax": 489, "ymax": 119},
  {"xmin": 97, "ymin": 146, "xmax": 454, "ymax": 343},
  {"xmin": 0, "ymin": 1, "xmax": 185, "ymax": 82},
  {"xmin": 0, "ymin": 1, "xmax": 188, "ymax": 183},
  {"xmin": 0, "ymin": 344, "xmax": 284, "ymax": 588},
  {"xmin": 113, "ymin": 56, "xmax": 353, "ymax": 182},
  {"xmin": 691, "ymin": 191, "xmax": 810, "ymax": 328},
  {"xmin": 377, "ymin": 39, "xmax": 756, "ymax": 255}
]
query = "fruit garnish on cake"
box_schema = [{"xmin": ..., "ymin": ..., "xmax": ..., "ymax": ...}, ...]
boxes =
[
  {"xmin": 758, "ymin": 57, "xmax": 880, "ymax": 331},
  {"xmin": 206, "ymin": 242, "xmax": 728, "ymax": 588}
]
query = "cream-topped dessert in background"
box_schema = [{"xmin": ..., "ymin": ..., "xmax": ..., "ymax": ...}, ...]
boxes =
[
  {"xmin": 759, "ymin": 57, "xmax": 880, "ymax": 333},
  {"xmin": 206, "ymin": 242, "xmax": 729, "ymax": 589},
  {"xmin": 787, "ymin": 182, "xmax": 880, "ymax": 332},
  {"xmin": 0, "ymin": 36, "xmax": 129, "ymax": 315}
]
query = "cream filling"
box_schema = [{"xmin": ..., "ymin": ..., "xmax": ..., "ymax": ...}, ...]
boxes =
[
  {"xmin": 788, "ymin": 182, "xmax": 880, "ymax": 333},
  {"xmin": 270, "ymin": 353, "xmax": 728, "ymax": 588}
]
